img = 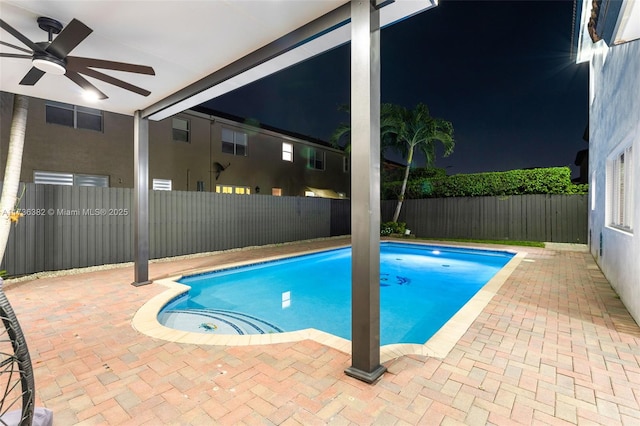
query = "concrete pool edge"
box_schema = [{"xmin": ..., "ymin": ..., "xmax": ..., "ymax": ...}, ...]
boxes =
[{"xmin": 131, "ymin": 243, "xmax": 526, "ymax": 363}]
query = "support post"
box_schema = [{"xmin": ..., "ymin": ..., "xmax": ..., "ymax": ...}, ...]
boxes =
[
  {"xmin": 345, "ymin": 0, "xmax": 385, "ymax": 383},
  {"xmin": 132, "ymin": 110, "xmax": 151, "ymax": 286}
]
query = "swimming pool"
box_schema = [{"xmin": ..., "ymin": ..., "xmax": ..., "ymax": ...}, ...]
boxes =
[{"xmin": 158, "ymin": 242, "xmax": 514, "ymax": 345}]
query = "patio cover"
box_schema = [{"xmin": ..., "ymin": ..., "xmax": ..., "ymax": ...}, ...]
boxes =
[
  {"xmin": 1, "ymin": 0, "xmax": 439, "ymax": 383},
  {"xmin": 1, "ymin": 0, "xmax": 435, "ymax": 119}
]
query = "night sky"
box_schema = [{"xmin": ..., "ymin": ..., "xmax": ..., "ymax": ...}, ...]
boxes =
[{"xmin": 203, "ymin": 0, "xmax": 589, "ymax": 177}]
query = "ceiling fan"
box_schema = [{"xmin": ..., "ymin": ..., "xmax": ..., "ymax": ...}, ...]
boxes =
[{"xmin": 0, "ymin": 16, "xmax": 155, "ymax": 100}]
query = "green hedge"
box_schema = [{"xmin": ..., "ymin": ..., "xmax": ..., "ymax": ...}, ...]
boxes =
[{"xmin": 382, "ymin": 167, "xmax": 588, "ymax": 199}]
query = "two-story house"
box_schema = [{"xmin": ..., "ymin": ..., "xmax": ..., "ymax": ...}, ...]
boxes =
[
  {"xmin": 0, "ymin": 92, "xmax": 350, "ymax": 198},
  {"xmin": 573, "ymin": 0, "xmax": 640, "ymax": 324}
]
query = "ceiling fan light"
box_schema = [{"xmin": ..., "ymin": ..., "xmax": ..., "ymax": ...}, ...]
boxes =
[
  {"xmin": 83, "ymin": 89, "xmax": 101, "ymax": 102},
  {"xmin": 33, "ymin": 57, "xmax": 66, "ymax": 75}
]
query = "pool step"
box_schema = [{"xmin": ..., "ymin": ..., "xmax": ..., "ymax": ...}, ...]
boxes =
[{"xmin": 159, "ymin": 308, "xmax": 284, "ymax": 335}]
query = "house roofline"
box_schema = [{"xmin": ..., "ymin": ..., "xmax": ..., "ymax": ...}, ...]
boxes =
[{"xmin": 187, "ymin": 105, "xmax": 344, "ymax": 153}]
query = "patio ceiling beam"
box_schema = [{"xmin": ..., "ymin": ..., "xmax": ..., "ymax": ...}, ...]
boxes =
[
  {"xmin": 345, "ymin": 0, "xmax": 385, "ymax": 384},
  {"xmin": 140, "ymin": 3, "xmax": 351, "ymax": 121}
]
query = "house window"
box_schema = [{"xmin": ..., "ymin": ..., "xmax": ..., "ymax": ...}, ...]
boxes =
[
  {"xmin": 215, "ymin": 184, "xmax": 251, "ymax": 195},
  {"xmin": 307, "ymin": 148, "xmax": 325, "ymax": 170},
  {"xmin": 221, "ymin": 128, "xmax": 248, "ymax": 156},
  {"xmin": 282, "ymin": 142, "xmax": 293, "ymax": 162},
  {"xmin": 172, "ymin": 117, "xmax": 190, "ymax": 142},
  {"xmin": 272, "ymin": 188, "xmax": 282, "ymax": 196},
  {"xmin": 591, "ymin": 172, "xmax": 596, "ymax": 211},
  {"xmin": 607, "ymin": 145, "xmax": 633, "ymax": 231},
  {"xmin": 34, "ymin": 171, "xmax": 109, "ymax": 187},
  {"xmin": 153, "ymin": 178, "xmax": 172, "ymax": 191},
  {"xmin": 45, "ymin": 101, "xmax": 103, "ymax": 131},
  {"xmin": 304, "ymin": 190, "xmax": 315, "ymax": 197},
  {"xmin": 343, "ymin": 156, "xmax": 350, "ymax": 173},
  {"xmin": 74, "ymin": 174, "xmax": 109, "ymax": 187}
]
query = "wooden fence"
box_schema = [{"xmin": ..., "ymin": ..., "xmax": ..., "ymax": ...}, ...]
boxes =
[{"xmin": 0, "ymin": 183, "xmax": 587, "ymax": 276}]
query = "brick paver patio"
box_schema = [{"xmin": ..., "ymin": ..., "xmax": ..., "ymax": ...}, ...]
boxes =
[{"xmin": 3, "ymin": 238, "xmax": 640, "ymax": 425}]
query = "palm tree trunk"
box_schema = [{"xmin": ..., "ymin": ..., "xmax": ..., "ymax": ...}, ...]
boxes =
[
  {"xmin": 0, "ymin": 94, "xmax": 29, "ymax": 264},
  {"xmin": 392, "ymin": 146, "xmax": 414, "ymax": 223}
]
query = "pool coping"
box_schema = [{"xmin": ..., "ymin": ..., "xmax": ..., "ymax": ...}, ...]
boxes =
[{"xmin": 131, "ymin": 242, "xmax": 525, "ymax": 363}]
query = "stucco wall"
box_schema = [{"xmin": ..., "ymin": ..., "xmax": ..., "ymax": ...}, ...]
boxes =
[
  {"xmin": 0, "ymin": 92, "xmax": 349, "ymax": 197},
  {"xmin": 0, "ymin": 92, "xmax": 133, "ymax": 187},
  {"xmin": 589, "ymin": 40, "xmax": 640, "ymax": 324}
]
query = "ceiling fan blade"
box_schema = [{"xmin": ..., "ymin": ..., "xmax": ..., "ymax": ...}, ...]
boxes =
[
  {"xmin": 46, "ymin": 18, "xmax": 92, "ymax": 58},
  {"xmin": 0, "ymin": 40, "xmax": 32, "ymax": 54},
  {"xmin": 19, "ymin": 67, "xmax": 46, "ymax": 85},
  {"xmin": 0, "ymin": 53, "xmax": 32, "ymax": 59},
  {"xmin": 0, "ymin": 18, "xmax": 46, "ymax": 53},
  {"xmin": 65, "ymin": 70, "xmax": 108, "ymax": 99},
  {"xmin": 67, "ymin": 56, "xmax": 155, "ymax": 75},
  {"xmin": 72, "ymin": 66, "xmax": 151, "ymax": 96}
]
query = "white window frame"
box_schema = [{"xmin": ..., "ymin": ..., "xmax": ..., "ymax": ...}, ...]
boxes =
[
  {"xmin": 172, "ymin": 117, "xmax": 190, "ymax": 143},
  {"xmin": 591, "ymin": 171, "xmax": 596, "ymax": 211},
  {"xmin": 34, "ymin": 170, "xmax": 109, "ymax": 187},
  {"xmin": 307, "ymin": 148, "xmax": 325, "ymax": 171},
  {"xmin": 74, "ymin": 174, "xmax": 109, "ymax": 187},
  {"xmin": 152, "ymin": 178, "xmax": 172, "ymax": 191},
  {"xmin": 282, "ymin": 142, "xmax": 293, "ymax": 162},
  {"xmin": 221, "ymin": 128, "xmax": 248, "ymax": 156},
  {"xmin": 606, "ymin": 144, "xmax": 633, "ymax": 232},
  {"xmin": 45, "ymin": 101, "xmax": 103, "ymax": 131}
]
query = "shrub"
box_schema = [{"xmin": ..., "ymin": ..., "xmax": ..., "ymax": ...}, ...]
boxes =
[{"xmin": 380, "ymin": 221, "xmax": 406, "ymax": 236}]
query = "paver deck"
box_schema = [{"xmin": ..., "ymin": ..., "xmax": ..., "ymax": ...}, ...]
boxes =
[{"xmin": 3, "ymin": 237, "xmax": 640, "ymax": 425}]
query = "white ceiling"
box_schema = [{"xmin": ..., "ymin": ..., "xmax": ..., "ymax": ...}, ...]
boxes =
[{"xmin": 0, "ymin": 0, "xmax": 437, "ymax": 120}]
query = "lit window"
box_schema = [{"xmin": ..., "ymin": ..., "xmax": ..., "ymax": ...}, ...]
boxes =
[
  {"xmin": 172, "ymin": 117, "xmax": 190, "ymax": 143},
  {"xmin": 304, "ymin": 190, "xmax": 315, "ymax": 197},
  {"xmin": 216, "ymin": 184, "xmax": 251, "ymax": 195},
  {"xmin": 607, "ymin": 145, "xmax": 633, "ymax": 231},
  {"xmin": 153, "ymin": 178, "xmax": 172, "ymax": 191},
  {"xmin": 34, "ymin": 170, "xmax": 108, "ymax": 187},
  {"xmin": 272, "ymin": 188, "xmax": 282, "ymax": 196},
  {"xmin": 46, "ymin": 101, "xmax": 103, "ymax": 131},
  {"xmin": 282, "ymin": 142, "xmax": 293, "ymax": 162},
  {"xmin": 307, "ymin": 148, "xmax": 325, "ymax": 170},
  {"xmin": 221, "ymin": 128, "xmax": 248, "ymax": 156}
]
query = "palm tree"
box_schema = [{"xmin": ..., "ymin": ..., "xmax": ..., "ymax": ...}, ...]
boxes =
[
  {"xmin": 330, "ymin": 102, "xmax": 454, "ymax": 223},
  {"xmin": 329, "ymin": 103, "xmax": 398, "ymax": 155},
  {"xmin": 0, "ymin": 94, "xmax": 29, "ymax": 263},
  {"xmin": 385, "ymin": 103, "xmax": 454, "ymax": 222}
]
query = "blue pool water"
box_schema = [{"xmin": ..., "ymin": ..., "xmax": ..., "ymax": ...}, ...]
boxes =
[{"xmin": 159, "ymin": 242, "xmax": 514, "ymax": 345}]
